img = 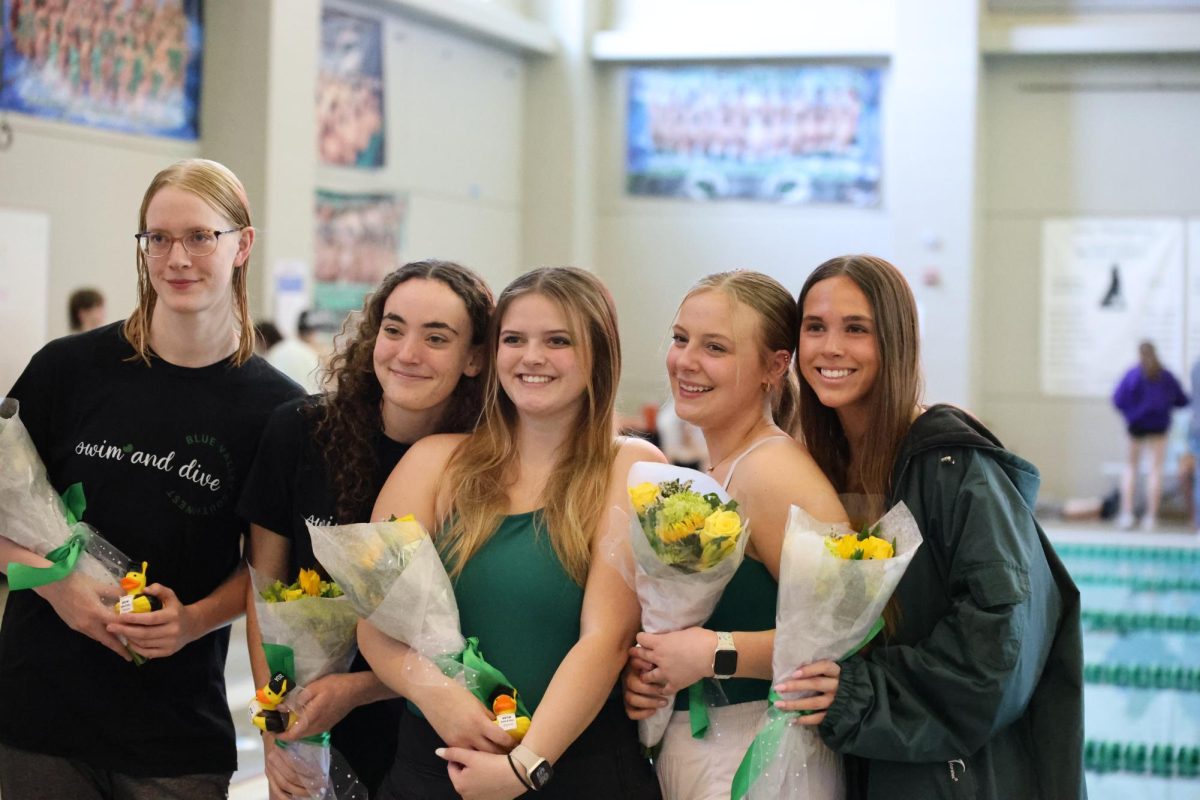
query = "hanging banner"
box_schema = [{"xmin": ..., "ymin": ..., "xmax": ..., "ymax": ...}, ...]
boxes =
[
  {"xmin": 0, "ymin": 0, "xmax": 202, "ymax": 139},
  {"xmin": 318, "ymin": 7, "xmax": 385, "ymax": 168},
  {"xmin": 313, "ymin": 190, "xmax": 405, "ymax": 316},
  {"xmin": 1041, "ymin": 218, "xmax": 1186, "ymax": 397},
  {"xmin": 626, "ymin": 65, "xmax": 882, "ymax": 205}
]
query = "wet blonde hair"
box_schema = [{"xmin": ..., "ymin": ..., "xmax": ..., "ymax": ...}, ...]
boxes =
[{"xmin": 124, "ymin": 159, "xmax": 254, "ymax": 366}]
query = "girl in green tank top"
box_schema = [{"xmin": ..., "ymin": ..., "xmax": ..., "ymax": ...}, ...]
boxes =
[
  {"xmin": 623, "ymin": 271, "xmax": 846, "ymax": 800},
  {"xmin": 362, "ymin": 268, "xmax": 665, "ymax": 800}
]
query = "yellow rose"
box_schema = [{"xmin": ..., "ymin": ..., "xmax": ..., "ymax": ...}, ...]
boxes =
[
  {"xmin": 298, "ymin": 568, "xmax": 321, "ymax": 596},
  {"xmin": 700, "ymin": 509, "xmax": 741, "ymax": 545},
  {"xmin": 826, "ymin": 534, "xmax": 862, "ymax": 560},
  {"xmin": 628, "ymin": 483, "xmax": 660, "ymax": 515},
  {"xmin": 861, "ymin": 536, "xmax": 894, "ymax": 560}
]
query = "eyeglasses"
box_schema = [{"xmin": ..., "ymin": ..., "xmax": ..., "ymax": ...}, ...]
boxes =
[{"xmin": 134, "ymin": 228, "xmax": 242, "ymax": 258}]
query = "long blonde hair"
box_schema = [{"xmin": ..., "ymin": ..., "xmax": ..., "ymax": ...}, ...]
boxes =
[
  {"xmin": 124, "ymin": 159, "xmax": 254, "ymax": 366},
  {"xmin": 684, "ymin": 271, "xmax": 801, "ymax": 433},
  {"xmin": 439, "ymin": 267, "xmax": 621, "ymax": 586}
]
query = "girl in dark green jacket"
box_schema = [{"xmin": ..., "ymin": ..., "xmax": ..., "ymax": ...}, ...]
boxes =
[{"xmin": 775, "ymin": 254, "xmax": 1086, "ymax": 800}]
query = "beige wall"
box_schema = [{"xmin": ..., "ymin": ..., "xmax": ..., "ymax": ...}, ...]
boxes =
[{"xmin": 977, "ymin": 53, "xmax": 1200, "ymax": 501}]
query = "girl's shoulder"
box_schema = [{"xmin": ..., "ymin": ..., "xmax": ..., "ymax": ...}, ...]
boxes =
[
  {"xmin": 613, "ymin": 435, "xmax": 668, "ymax": 469},
  {"xmin": 405, "ymin": 432, "xmax": 470, "ymax": 466},
  {"xmin": 728, "ymin": 436, "xmax": 845, "ymax": 519}
]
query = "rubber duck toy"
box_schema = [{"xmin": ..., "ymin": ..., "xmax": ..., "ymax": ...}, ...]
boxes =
[
  {"xmin": 114, "ymin": 561, "xmax": 163, "ymax": 615},
  {"xmin": 250, "ymin": 672, "xmax": 297, "ymax": 733},
  {"xmin": 491, "ymin": 687, "xmax": 530, "ymax": 742}
]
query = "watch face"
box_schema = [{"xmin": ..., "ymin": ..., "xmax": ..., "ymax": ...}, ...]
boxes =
[
  {"xmin": 714, "ymin": 648, "xmax": 738, "ymax": 676},
  {"xmin": 530, "ymin": 761, "xmax": 554, "ymax": 789}
]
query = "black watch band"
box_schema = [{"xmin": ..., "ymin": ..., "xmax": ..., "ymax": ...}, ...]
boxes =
[{"xmin": 507, "ymin": 753, "xmax": 534, "ymax": 791}]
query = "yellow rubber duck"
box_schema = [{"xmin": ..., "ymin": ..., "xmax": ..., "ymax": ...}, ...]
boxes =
[
  {"xmin": 492, "ymin": 689, "xmax": 530, "ymax": 741},
  {"xmin": 114, "ymin": 561, "xmax": 163, "ymax": 615},
  {"xmin": 251, "ymin": 672, "xmax": 297, "ymax": 733}
]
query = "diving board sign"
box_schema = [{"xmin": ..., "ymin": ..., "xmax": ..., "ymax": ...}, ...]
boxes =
[{"xmin": 1040, "ymin": 218, "xmax": 1186, "ymax": 398}]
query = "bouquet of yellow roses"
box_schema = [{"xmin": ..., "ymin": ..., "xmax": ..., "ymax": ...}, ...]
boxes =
[
  {"xmin": 732, "ymin": 502, "xmax": 922, "ymax": 800},
  {"xmin": 626, "ymin": 461, "xmax": 751, "ymax": 747},
  {"xmin": 250, "ymin": 565, "xmax": 362, "ymax": 800}
]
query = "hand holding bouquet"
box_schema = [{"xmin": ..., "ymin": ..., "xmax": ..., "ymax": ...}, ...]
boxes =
[
  {"xmin": 250, "ymin": 566, "xmax": 362, "ymax": 800},
  {"xmin": 732, "ymin": 502, "xmax": 922, "ymax": 799},
  {"xmin": 308, "ymin": 516, "xmax": 531, "ymax": 731},
  {"xmin": 625, "ymin": 461, "xmax": 751, "ymax": 747},
  {"xmin": 0, "ymin": 399, "xmax": 138, "ymax": 654}
]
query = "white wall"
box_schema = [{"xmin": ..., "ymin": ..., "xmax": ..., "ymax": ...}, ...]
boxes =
[
  {"xmin": 585, "ymin": 0, "xmax": 979, "ymax": 411},
  {"xmin": 0, "ymin": 120, "xmax": 197, "ymax": 355},
  {"xmin": 978, "ymin": 53, "xmax": 1200, "ymax": 501}
]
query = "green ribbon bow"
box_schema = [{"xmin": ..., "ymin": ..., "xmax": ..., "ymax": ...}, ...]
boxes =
[
  {"xmin": 441, "ymin": 636, "xmax": 532, "ymax": 718},
  {"xmin": 261, "ymin": 643, "xmax": 333, "ymax": 749},
  {"xmin": 729, "ymin": 617, "xmax": 885, "ymax": 799},
  {"xmin": 6, "ymin": 483, "xmax": 89, "ymax": 591}
]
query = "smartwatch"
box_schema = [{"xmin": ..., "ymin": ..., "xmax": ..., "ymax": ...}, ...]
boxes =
[
  {"xmin": 713, "ymin": 631, "xmax": 737, "ymax": 679},
  {"xmin": 512, "ymin": 744, "xmax": 554, "ymax": 790}
]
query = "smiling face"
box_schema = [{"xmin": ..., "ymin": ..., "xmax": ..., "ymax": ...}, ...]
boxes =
[
  {"xmin": 496, "ymin": 292, "xmax": 588, "ymax": 422},
  {"xmin": 372, "ymin": 278, "xmax": 482, "ymax": 434},
  {"xmin": 798, "ymin": 275, "xmax": 881, "ymax": 436},
  {"xmin": 666, "ymin": 289, "xmax": 779, "ymax": 432},
  {"xmin": 143, "ymin": 186, "xmax": 249, "ymax": 323}
]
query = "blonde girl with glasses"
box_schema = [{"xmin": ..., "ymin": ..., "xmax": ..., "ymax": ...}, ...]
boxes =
[{"xmin": 0, "ymin": 159, "xmax": 303, "ymax": 799}]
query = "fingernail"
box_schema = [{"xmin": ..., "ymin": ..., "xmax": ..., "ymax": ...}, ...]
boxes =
[
  {"xmin": 434, "ymin": 748, "xmax": 446, "ymax": 759},
  {"xmin": 659, "ymin": 699, "xmax": 668, "ymax": 707}
]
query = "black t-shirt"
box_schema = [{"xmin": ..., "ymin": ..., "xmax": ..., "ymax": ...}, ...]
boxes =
[
  {"xmin": 0, "ymin": 322, "xmax": 302, "ymax": 776},
  {"xmin": 238, "ymin": 395, "xmax": 409, "ymax": 794}
]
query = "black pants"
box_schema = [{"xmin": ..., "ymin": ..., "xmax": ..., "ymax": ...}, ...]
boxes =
[{"xmin": 379, "ymin": 697, "xmax": 661, "ymax": 800}]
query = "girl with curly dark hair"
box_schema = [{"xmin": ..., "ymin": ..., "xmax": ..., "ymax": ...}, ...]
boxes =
[{"xmin": 238, "ymin": 259, "xmax": 493, "ymax": 798}]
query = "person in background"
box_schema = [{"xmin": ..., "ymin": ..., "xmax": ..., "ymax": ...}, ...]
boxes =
[
  {"xmin": 240, "ymin": 260, "xmax": 493, "ymax": 799},
  {"xmin": 655, "ymin": 397, "xmax": 707, "ymax": 471},
  {"xmin": 1112, "ymin": 340, "xmax": 1188, "ymax": 531},
  {"xmin": 254, "ymin": 319, "xmax": 283, "ymax": 355},
  {"xmin": 68, "ymin": 287, "xmax": 106, "ymax": 332},
  {"xmin": 775, "ymin": 254, "xmax": 1084, "ymax": 800},
  {"xmin": 0, "ymin": 158, "xmax": 303, "ymax": 799},
  {"xmin": 1188, "ymin": 355, "xmax": 1200, "ymax": 533},
  {"xmin": 266, "ymin": 309, "xmax": 324, "ymax": 394}
]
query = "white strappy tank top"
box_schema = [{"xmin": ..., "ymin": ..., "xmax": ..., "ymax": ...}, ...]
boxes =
[{"xmin": 720, "ymin": 435, "xmax": 792, "ymax": 491}]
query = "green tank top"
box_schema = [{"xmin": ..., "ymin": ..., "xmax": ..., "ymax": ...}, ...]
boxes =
[
  {"xmin": 450, "ymin": 510, "xmax": 584, "ymax": 712},
  {"xmin": 674, "ymin": 555, "xmax": 777, "ymax": 709}
]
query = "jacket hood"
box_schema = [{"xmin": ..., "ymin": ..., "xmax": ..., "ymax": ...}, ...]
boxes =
[{"xmin": 891, "ymin": 404, "xmax": 1041, "ymax": 507}]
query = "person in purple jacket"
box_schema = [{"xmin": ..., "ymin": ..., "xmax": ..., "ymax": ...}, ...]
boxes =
[{"xmin": 1112, "ymin": 340, "xmax": 1188, "ymax": 530}]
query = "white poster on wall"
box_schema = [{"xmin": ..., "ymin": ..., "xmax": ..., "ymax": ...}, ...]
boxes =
[
  {"xmin": 1041, "ymin": 218, "xmax": 1185, "ymax": 397},
  {"xmin": 0, "ymin": 208, "xmax": 50, "ymax": 394}
]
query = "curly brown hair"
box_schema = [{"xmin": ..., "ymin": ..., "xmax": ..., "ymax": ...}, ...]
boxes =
[{"xmin": 313, "ymin": 260, "xmax": 494, "ymax": 521}]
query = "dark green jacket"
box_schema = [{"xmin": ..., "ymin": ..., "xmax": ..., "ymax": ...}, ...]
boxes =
[{"xmin": 819, "ymin": 405, "xmax": 1086, "ymax": 799}]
